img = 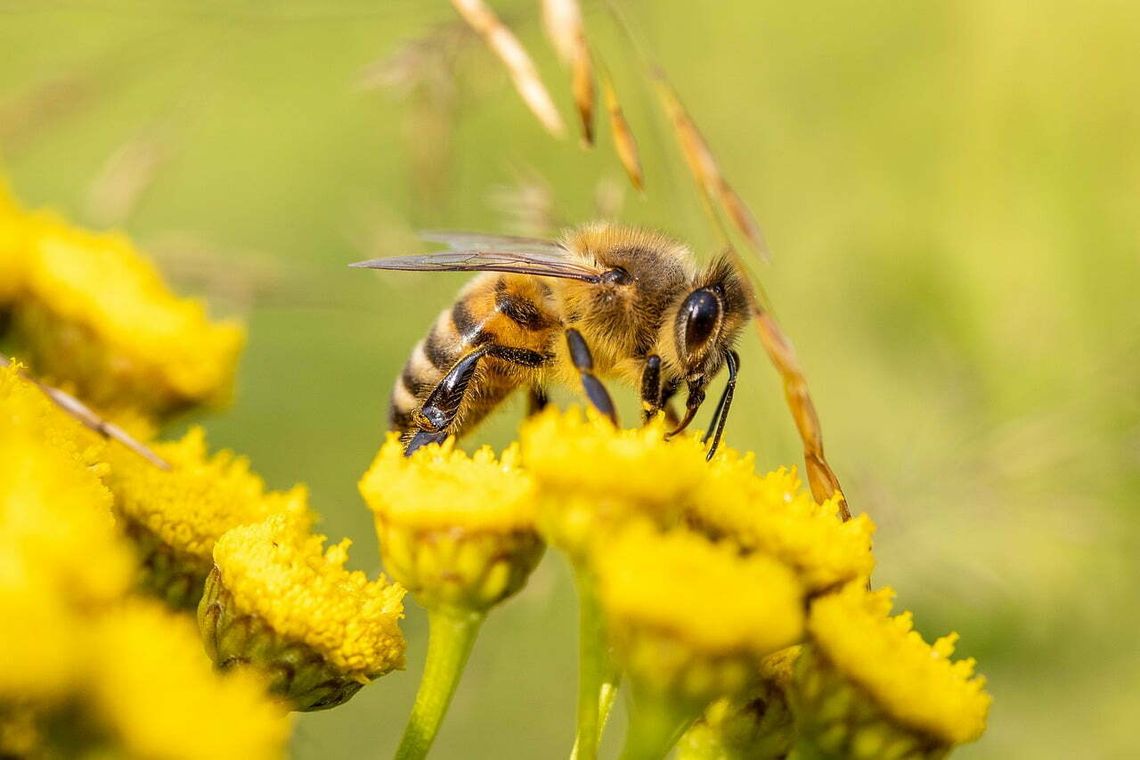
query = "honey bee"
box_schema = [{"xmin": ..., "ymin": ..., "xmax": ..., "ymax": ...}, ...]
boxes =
[{"xmin": 352, "ymin": 223, "xmax": 751, "ymax": 457}]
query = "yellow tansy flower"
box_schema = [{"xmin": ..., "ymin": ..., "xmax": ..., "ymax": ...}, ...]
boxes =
[
  {"xmin": 202, "ymin": 513, "xmax": 406, "ymax": 711},
  {"xmin": 594, "ymin": 522, "xmax": 806, "ymax": 701},
  {"xmin": 792, "ymin": 584, "xmax": 991, "ymax": 758},
  {"xmin": 594, "ymin": 523, "xmax": 805, "ymax": 760},
  {"xmin": 10, "ymin": 209, "xmax": 243, "ymax": 416},
  {"xmin": 688, "ymin": 453, "xmax": 875, "ymax": 592},
  {"xmin": 89, "ymin": 601, "xmax": 290, "ymax": 760},
  {"xmin": 0, "ymin": 366, "xmax": 136, "ymax": 608},
  {"xmin": 520, "ymin": 407, "xmax": 708, "ymax": 556},
  {"xmin": 103, "ymin": 427, "xmax": 310, "ymax": 609},
  {"xmin": 360, "ymin": 434, "xmax": 543, "ymax": 612},
  {"xmin": 361, "ymin": 435, "xmax": 545, "ymax": 759}
]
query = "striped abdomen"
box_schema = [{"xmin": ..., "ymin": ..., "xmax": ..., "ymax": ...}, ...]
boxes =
[{"xmin": 389, "ymin": 273, "xmax": 559, "ymax": 440}]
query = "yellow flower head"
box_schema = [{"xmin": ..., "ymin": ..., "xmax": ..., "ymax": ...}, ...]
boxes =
[
  {"xmin": 361, "ymin": 433, "xmax": 536, "ymax": 531},
  {"xmin": 595, "ymin": 522, "xmax": 806, "ymax": 703},
  {"xmin": 360, "ymin": 435, "xmax": 544, "ymax": 613},
  {"xmin": 794, "ymin": 584, "xmax": 991, "ymax": 756},
  {"xmin": 688, "ymin": 453, "xmax": 875, "ymax": 592},
  {"xmin": 520, "ymin": 407, "xmax": 708, "ymax": 555},
  {"xmin": 103, "ymin": 427, "xmax": 309, "ymax": 608},
  {"xmin": 0, "ymin": 366, "xmax": 136, "ymax": 609},
  {"xmin": 11, "ymin": 210, "xmax": 244, "ymax": 415},
  {"xmin": 89, "ymin": 601, "xmax": 290, "ymax": 760},
  {"xmin": 203, "ymin": 513, "xmax": 406, "ymax": 710}
]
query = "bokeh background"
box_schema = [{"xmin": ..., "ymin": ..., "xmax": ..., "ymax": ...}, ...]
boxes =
[{"xmin": 2, "ymin": 1, "xmax": 1137, "ymax": 757}]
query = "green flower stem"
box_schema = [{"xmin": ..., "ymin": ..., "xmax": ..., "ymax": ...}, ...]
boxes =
[
  {"xmin": 571, "ymin": 565, "xmax": 618, "ymax": 760},
  {"xmin": 618, "ymin": 690, "xmax": 697, "ymax": 760},
  {"xmin": 570, "ymin": 679, "xmax": 619, "ymax": 760},
  {"xmin": 395, "ymin": 607, "xmax": 485, "ymax": 760}
]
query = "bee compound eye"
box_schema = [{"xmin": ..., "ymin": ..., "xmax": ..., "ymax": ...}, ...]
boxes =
[{"xmin": 682, "ymin": 288, "xmax": 720, "ymax": 355}]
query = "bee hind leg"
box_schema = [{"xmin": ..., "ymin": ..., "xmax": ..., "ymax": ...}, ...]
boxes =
[
  {"xmin": 405, "ymin": 428, "xmax": 449, "ymax": 456},
  {"xmin": 406, "ymin": 344, "xmax": 549, "ymax": 456},
  {"xmin": 565, "ymin": 329, "xmax": 618, "ymax": 425}
]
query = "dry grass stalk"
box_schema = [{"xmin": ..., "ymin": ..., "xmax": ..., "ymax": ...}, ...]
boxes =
[
  {"xmin": 84, "ymin": 131, "xmax": 169, "ymax": 227},
  {"xmin": 542, "ymin": 0, "xmax": 595, "ymax": 144},
  {"xmin": 451, "ymin": 0, "xmax": 565, "ymax": 137},
  {"xmin": 751, "ymin": 310, "xmax": 851, "ymax": 521},
  {"xmin": 541, "ymin": 0, "xmax": 582, "ymax": 64},
  {"xmin": 653, "ymin": 73, "xmax": 771, "ymax": 262},
  {"xmin": 601, "ymin": 67, "xmax": 643, "ymax": 190},
  {"xmin": 571, "ymin": 42, "xmax": 596, "ymax": 145},
  {"xmin": 0, "ymin": 353, "xmax": 169, "ymax": 470}
]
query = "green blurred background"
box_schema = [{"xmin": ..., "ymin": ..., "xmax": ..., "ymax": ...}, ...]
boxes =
[{"xmin": 2, "ymin": 1, "xmax": 1137, "ymax": 757}]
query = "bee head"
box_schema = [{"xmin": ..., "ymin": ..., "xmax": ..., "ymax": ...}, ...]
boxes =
[{"xmin": 673, "ymin": 256, "xmax": 750, "ymax": 380}]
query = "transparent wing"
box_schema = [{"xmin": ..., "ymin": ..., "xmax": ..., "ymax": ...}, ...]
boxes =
[
  {"xmin": 418, "ymin": 230, "xmax": 566, "ymax": 254},
  {"xmin": 350, "ymin": 247, "xmax": 603, "ymax": 282}
]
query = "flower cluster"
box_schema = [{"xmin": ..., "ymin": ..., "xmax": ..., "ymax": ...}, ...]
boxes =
[
  {"xmin": 0, "ymin": 362, "xmax": 291, "ymax": 759},
  {"xmin": 357, "ymin": 406, "xmax": 989, "ymax": 760},
  {"xmin": 524, "ymin": 408, "xmax": 989, "ymax": 760},
  {"xmin": 1, "ymin": 187, "xmax": 408, "ymax": 756}
]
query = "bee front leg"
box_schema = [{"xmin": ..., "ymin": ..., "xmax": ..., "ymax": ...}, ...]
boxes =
[
  {"xmin": 702, "ymin": 350, "xmax": 740, "ymax": 461},
  {"xmin": 565, "ymin": 329, "xmax": 618, "ymax": 425},
  {"xmin": 639, "ymin": 355, "xmax": 662, "ymax": 423},
  {"xmin": 660, "ymin": 379, "xmax": 682, "ymax": 428}
]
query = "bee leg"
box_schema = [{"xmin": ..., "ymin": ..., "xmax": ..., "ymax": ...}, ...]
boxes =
[
  {"xmin": 566, "ymin": 328, "xmax": 618, "ymax": 424},
  {"xmin": 667, "ymin": 370, "xmax": 717, "ymax": 440},
  {"xmin": 406, "ymin": 346, "xmax": 492, "ymax": 455},
  {"xmin": 702, "ymin": 350, "xmax": 740, "ymax": 460},
  {"xmin": 405, "ymin": 428, "xmax": 449, "ymax": 456},
  {"xmin": 407, "ymin": 344, "xmax": 549, "ymax": 456},
  {"xmin": 639, "ymin": 355, "xmax": 662, "ymax": 423},
  {"xmin": 660, "ymin": 379, "xmax": 682, "ymax": 428},
  {"xmin": 527, "ymin": 386, "xmax": 549, "ymax": 416}
]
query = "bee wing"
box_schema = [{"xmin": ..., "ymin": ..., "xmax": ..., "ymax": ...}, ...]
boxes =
[
  {"xmin": 418, "ymin": 230, "xmax": 566, "ymax": 254},
  {"xmin": 350, "ymin": 248, "xmax": 604, "ymax": 282}
]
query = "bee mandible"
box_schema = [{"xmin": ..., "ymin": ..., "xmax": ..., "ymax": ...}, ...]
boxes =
[{"xmin": 352, "ymin": 223, "xmax": 751, "ymax": 458}]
